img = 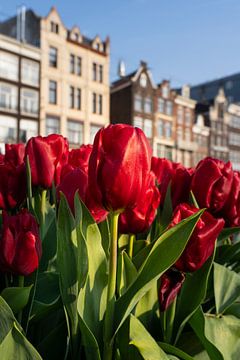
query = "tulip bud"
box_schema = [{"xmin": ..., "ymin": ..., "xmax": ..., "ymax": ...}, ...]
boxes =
[
  {"xmin": 191, "ymin": 157, "xmax": 233, "ymax": 213},
  {"xmin": 169, "ymin": 203, "xmax": 225, "ymax": 272},
  {"xmin": 119, "ymin": 172, "xmax": 160, "ymax": 234},
  {"xmin": 0, "ymin": 210, "xmax": 42, "ymax": 276},
  {"xmin": 61, "ymin": 144, "xmax": 93, "ymax": 180},
  {"xmin": 151, "ymin": 157, "xmax": 192, "ymax": 209},
  {"xmin": 88, "ymin": 124, "xmax": 152, "ymax": 212},
  {"xmin": 158, "ymin": 269, "xmax": 185, "ymax": 312},
  {"xmin": 57, "ymin": 168, "xmax": 108, "ymax": 223},
  {"xmin": 221, "ymin": 171, "xmax": 240, "ymax": 227},
  {"xmin": 0, "ymin": 163, "xmax": 26, "ymax": 210},
  {"xmin": 5, "ymin": 143, "xmax": 25, "ymax": 167},
  {"xmin": 25, "ymin": 134, "xmax": 69, "ymax": 188}
]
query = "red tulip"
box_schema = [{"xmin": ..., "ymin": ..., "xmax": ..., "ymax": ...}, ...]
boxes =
[
  {"xmin": 191, "ymin": 157, "xmax": 233, "ymax": 213},
  {"xmin": 158, "ymin": 269, "xmax": 185, "ymax": 312},
  {"xmin": 61, "ymin": 144, "xmax": 92, "ymax": 180},
  {"xmin": 119, "ymin": 172, "xmax": 160, "ymax": 234},
  {"xmin": 0, "ymin": 163, "xmax": 26, "ymax": 210},
  {"xmin": 57, "ymin": 168, "xmax": 108, "ymax": 223},
  {"xmin": 25, "ymin": 134, "xmax": 69, "ymax": 188},
  {"xmin": 151, "ymin": 157, "xmax": 192, "ymax": 208},
  {"xmin": 5, "ymin": 143, "xmax": 25, "ymax": 167},
  {"xmin": 88, "ymin": 124, "xmax": 152, "ymax": 212},
  {"xmin": 221, "ymin": 171, "xmax": 240, "ymax": 227},
  {"xmin": 169, "ymin": 203, "xmax": 224, "ymax": 272},
  {"xmin": 0, "ymin": 210, "xmax": 42, "ymax": 276}
]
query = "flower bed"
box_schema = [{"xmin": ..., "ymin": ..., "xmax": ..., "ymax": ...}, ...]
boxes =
[{"xmin": 0, "ymin": 124, "xmax": 239, "ymax": 359}]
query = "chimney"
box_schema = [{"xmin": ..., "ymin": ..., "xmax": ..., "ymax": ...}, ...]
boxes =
[
  {"xmin": 16, "ymin": 5, "xmax": 26, "ymax": 42},
  {"xmin": 118, "ymin": 60, "xmax": 126, "ymax": 78}
]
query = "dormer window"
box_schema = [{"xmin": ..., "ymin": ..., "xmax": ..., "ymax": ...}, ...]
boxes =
[
  {"xmin": 162, "ymin": 85, "xmax": 169, "ymax": 98},
  {"xmin": 50, "ymin": 21, "xmax": 59, "ymax": 34},
  {"xmin": 140, "ymin": 73, "xmax": 147, "ymax": 88},
  {"xmin": 74, "ymin": 33, "xmax": 79, "ymax": 41}
]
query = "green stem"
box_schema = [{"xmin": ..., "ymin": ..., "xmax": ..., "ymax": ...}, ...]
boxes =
[
  {"xmin": 17, "ymin": 275, "xmax": 24, "ymax": 324},
  {"xmin": 128, "ymin": 234, "xmax": 135, "ymax": 259},
  {"xmin": 5, "ymin": 274, "xmax": 9, "ymax": 288},
  {"xmin": 165, "ymin": 296, "xmax": 177, "ymax": 343},
  {"xmin": 103, "ymin": 211, "xmax": 120, "ymax": 360},
  {"xmin": 26, "ymin": 156, "xmax": 32, "ymax": 210},
  {"xmin": 40, "ymin": 189, "xmax": 47, "ymax": 236}
]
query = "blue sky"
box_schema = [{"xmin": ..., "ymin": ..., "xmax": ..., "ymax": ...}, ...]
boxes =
[{"xmin": 1, "ymin": 0, "xmax": 240, "ymax": 87}]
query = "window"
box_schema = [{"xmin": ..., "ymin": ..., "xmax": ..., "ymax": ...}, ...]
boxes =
[
  {"xmin": 144, "ymin": 119, "xmax": 152, "ymax": 138},
  {"xmin": 0, "ymin": 83, "xmax": 17, "ymax": 111},
  {"xmin": 50, "ymin": 21, "xmax": 59, "ymax": 34},
  {"xmin": 177, "ymin": 106, "xmax": 183, "ymax": 124},
  {"xmin": 0, "ymin": 51, "xmax": 18, "ymax": 81},
  {"xmin": 67, "ymin": 120, "xmax": 83, "ymax": 145},
  {"xmin": 134, "ymin": 95, "xmax": 142, "ymax": 112},
  {"xmin": 90, "ymin": 124, "xmax": 101, "ymax": 143},
  {"xmin": 49, "ymin": 47, "xmax": 58, "ymax": 67},
  {"xmin": 231, "ymin": 115, "xmax": 240, "ymax": 128},
  {"xmin": 184, "ymin": 152, "xmax": 191, "ymax": 168},
  {"xmin": 0, "ymin": 115, "xmax": 17, "ymax": 142},
  {"xmin": 69, "ymin": 86, "xmax": 74, "ymax": 108},
  {"xmin": 165, "ymin": 146, "xmax": 173, "ymax": 160},
  {"xmin": 19, "ymin": 119, "xmax": 38, "ymax": 143},
  {"xmin": 70, "ymin": 55, "xmax": 82, "ymax": 75},
  {"xmin": 99, "ymin": 65, "xmax": 103, "ymax": 83},
  {"xmin": 49, "ymin": 81, "xmax": 57, "ymax": 104},
  {"xmin": 133, "ymin": 117, "xmax": 143, "ymax": 129},
  {"xmin": 185, "ymin": 128, "xmax": 191, "ymax": 142},
  {"xmin": 218, "ymin": 103, "xmax": 224, "ymax": 119},
  {"xmin": 46, "ymin": 116, "xmax": 60, "ymax": 135},
  {"xmin": 157, "ymin": 119, "xmax": 163, "ymax": 137},
  {"xmin": 166, "ymin": 101, "xmax": 173, "ymax": 116},
  {"xmin": 162, "ymin": 85, "xmax": 169, "ymax": 98},
  {"xmin": 21, "ymin": 89, "xmax": 39, "ymax": 115},
  {"xmin": 76, "ymin": 88, "xmax": 81, "ymax": 110},
  {"xmin": 177, "ymin": 127, "xmax": 182, "ymax": 142},
  {"xmin": 21, "ymin": 59, "xmax": 39, "ymax": 86},
  {"xmin": 99, "ymin": 94, "xmax": 103, "ymax": 115},
  {"xmin": 69, "ymin": 87, "xmax": 81, "ymax": 110},
  {"xmin": 165, "ymin": 122, "xmax": 172, "ymax": 138},
  {"xmin": 144, "ymin": 97, "xmax": 152, "ymax": 113},
  {"xmin": 70, "ymin": 54, "xmax": 75, "ymax": 74},
  {"xmin": 76, "ymin": 57, "xmax": 82, "ymax": 76},
  {"xmin": 92, "ymin": 63, "xmax": 97, "ymax": 81},
  {"xmin": 185, "ymin": 109, "xmax": 191, "ymax": 125},
  {"xmin": 158, "ymin": 98, "xmax": 164, "ymax": 113},
  {"xmin": 92, "ymin": 93, "xmax": 97, "ymax": 113}
]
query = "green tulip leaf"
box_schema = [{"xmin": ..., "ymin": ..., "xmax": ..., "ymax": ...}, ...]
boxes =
[
  {"xmin": 114, "ymin": 210, "xmax": 204, "ymax": 337},
  {"xmin": 159, "ymin": 183, "xmax": 173, "ymax": 233},
  {"xmin": 117, "ymin": 251, "xmax": 137, "ymax": 296},
  {"xmin": 135, "ymin": 280, "xmax": 159, "ymax": 330},
  {"xmin": 74, "ymin": 194, "xmax": 89, "ymax": 289},
  {"xmin": 215, "ymin": 241, "xmax": 240, "ymax": 267},
  {"xmin": 189, "ymin": 307, "xmax": 223, "ymax": 360},
  {"xmin": 132, "ymin": 242, "xmax": 154, "ymax": 270},
  {"xmin": 129, "ymin": 314, "xmax": 168, "ymax": 360},
  {"xmin": 57, "ymin": 193, "xmax": 79, "ymax": 349},
  {"xmin": 214, "ymin": 262, "xmax": 240, "ymax": 314},
  {"xmin": 218, "ymin": 227, "xmax": 240, "ymax": 243},
  {"xmin": 0, "ymin": 296, "xmax": 42, "ymax": 359},
  {"xmin": 191, "ymin": 307, "xmax": 240, "ymax": 360},
  {"xmin": 225, "ymin": 303, "xmax": 240, "ymax": 318},
  {"xmin": 158, "ymin": 342, "xmax": 194, "ymax": 360},
  {"xmin": 173, "ymin": 253, "xmax": 214, "ymax": 344},
  {"xmin": 98, "ymin": 217, "xmax": 110, "ymax": 259},
  {"xmin": 1, "ymin": 286, "xmax": 33, "ymax": 315},
  {"xmin": 77, "ymin": 198, "xmax": 108, "ymax": 357}
]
